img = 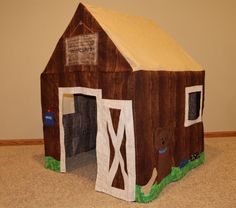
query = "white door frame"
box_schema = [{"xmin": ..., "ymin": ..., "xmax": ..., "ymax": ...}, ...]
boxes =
[
  {"xmin": 58, "ymin": 87, "xmax": 102, "ymax": 172},
  {"xmin": 58, "ymin": 87, "xmax": 136, "ymax": 201}
]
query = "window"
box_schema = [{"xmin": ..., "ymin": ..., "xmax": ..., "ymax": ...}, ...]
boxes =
[
  {"xmin": 188, "ymin": 91, "xmax": 201, "ymax": 120},
  {"xmin": 184, "ymin": 85, "xmax": 203, "ymax": 127}
]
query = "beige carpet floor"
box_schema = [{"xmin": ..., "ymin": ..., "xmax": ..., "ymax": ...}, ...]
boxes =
[{"xmin": 0, "ymin": 137, "xmax": 236, "ymax": 208}]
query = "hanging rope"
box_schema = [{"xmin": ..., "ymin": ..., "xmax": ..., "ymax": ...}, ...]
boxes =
[{"xmin": 69, "ymin": 21, "xmax": 95, "ymax": 37}]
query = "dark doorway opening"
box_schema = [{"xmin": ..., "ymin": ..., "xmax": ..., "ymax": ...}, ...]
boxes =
[{"xmin": 63, "ymin": 94, "xmax": 97, "ymax": 171}]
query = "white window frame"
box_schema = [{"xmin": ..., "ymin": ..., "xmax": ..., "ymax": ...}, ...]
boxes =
[{"xmin": 184, "ymin": 85, "xmax": 203, "ymax": 127}]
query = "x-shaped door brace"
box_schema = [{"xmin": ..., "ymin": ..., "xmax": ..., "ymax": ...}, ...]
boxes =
[{"xmin": 106, "ymin": 109, "xmax": 128, "ymax": 189}]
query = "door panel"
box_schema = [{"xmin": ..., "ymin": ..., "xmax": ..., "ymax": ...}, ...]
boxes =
[{"xmin": 96, "ymin": 99, "xmax": 136, "ymax": 201}]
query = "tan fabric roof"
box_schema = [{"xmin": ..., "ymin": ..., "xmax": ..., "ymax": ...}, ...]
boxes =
[{"xmin": 85, "ymin": 4, "xmax": 203, "ymax": 71}]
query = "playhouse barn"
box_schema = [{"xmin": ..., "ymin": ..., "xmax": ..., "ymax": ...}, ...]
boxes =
[{"xmin": 41, "ymin": 3, "xmax": 205, "ymax": 202}]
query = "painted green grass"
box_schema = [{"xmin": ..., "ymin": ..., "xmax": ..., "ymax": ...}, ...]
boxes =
[
  {"xmin": 44, "ymin": 156, "xmax": 60, "ymax": 172},
  {"xmin": 136, "ymin": 152, "xmax": 205, "ymax": 203}
]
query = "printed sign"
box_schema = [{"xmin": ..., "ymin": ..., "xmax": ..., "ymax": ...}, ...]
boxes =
[{"xmin": 65, "ymin": 33, "xmax": 98, "ymax": 66}]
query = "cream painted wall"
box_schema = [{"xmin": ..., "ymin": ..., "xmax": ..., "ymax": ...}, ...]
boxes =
[{"xmin": 0, "ymin": 0, "xmax": 235, "ymax": 139}]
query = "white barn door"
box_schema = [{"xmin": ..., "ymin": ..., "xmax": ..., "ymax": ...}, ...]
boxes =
[{"xmin": 95, "ymin": 99, "xmax": 136, "ymax": 201}]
